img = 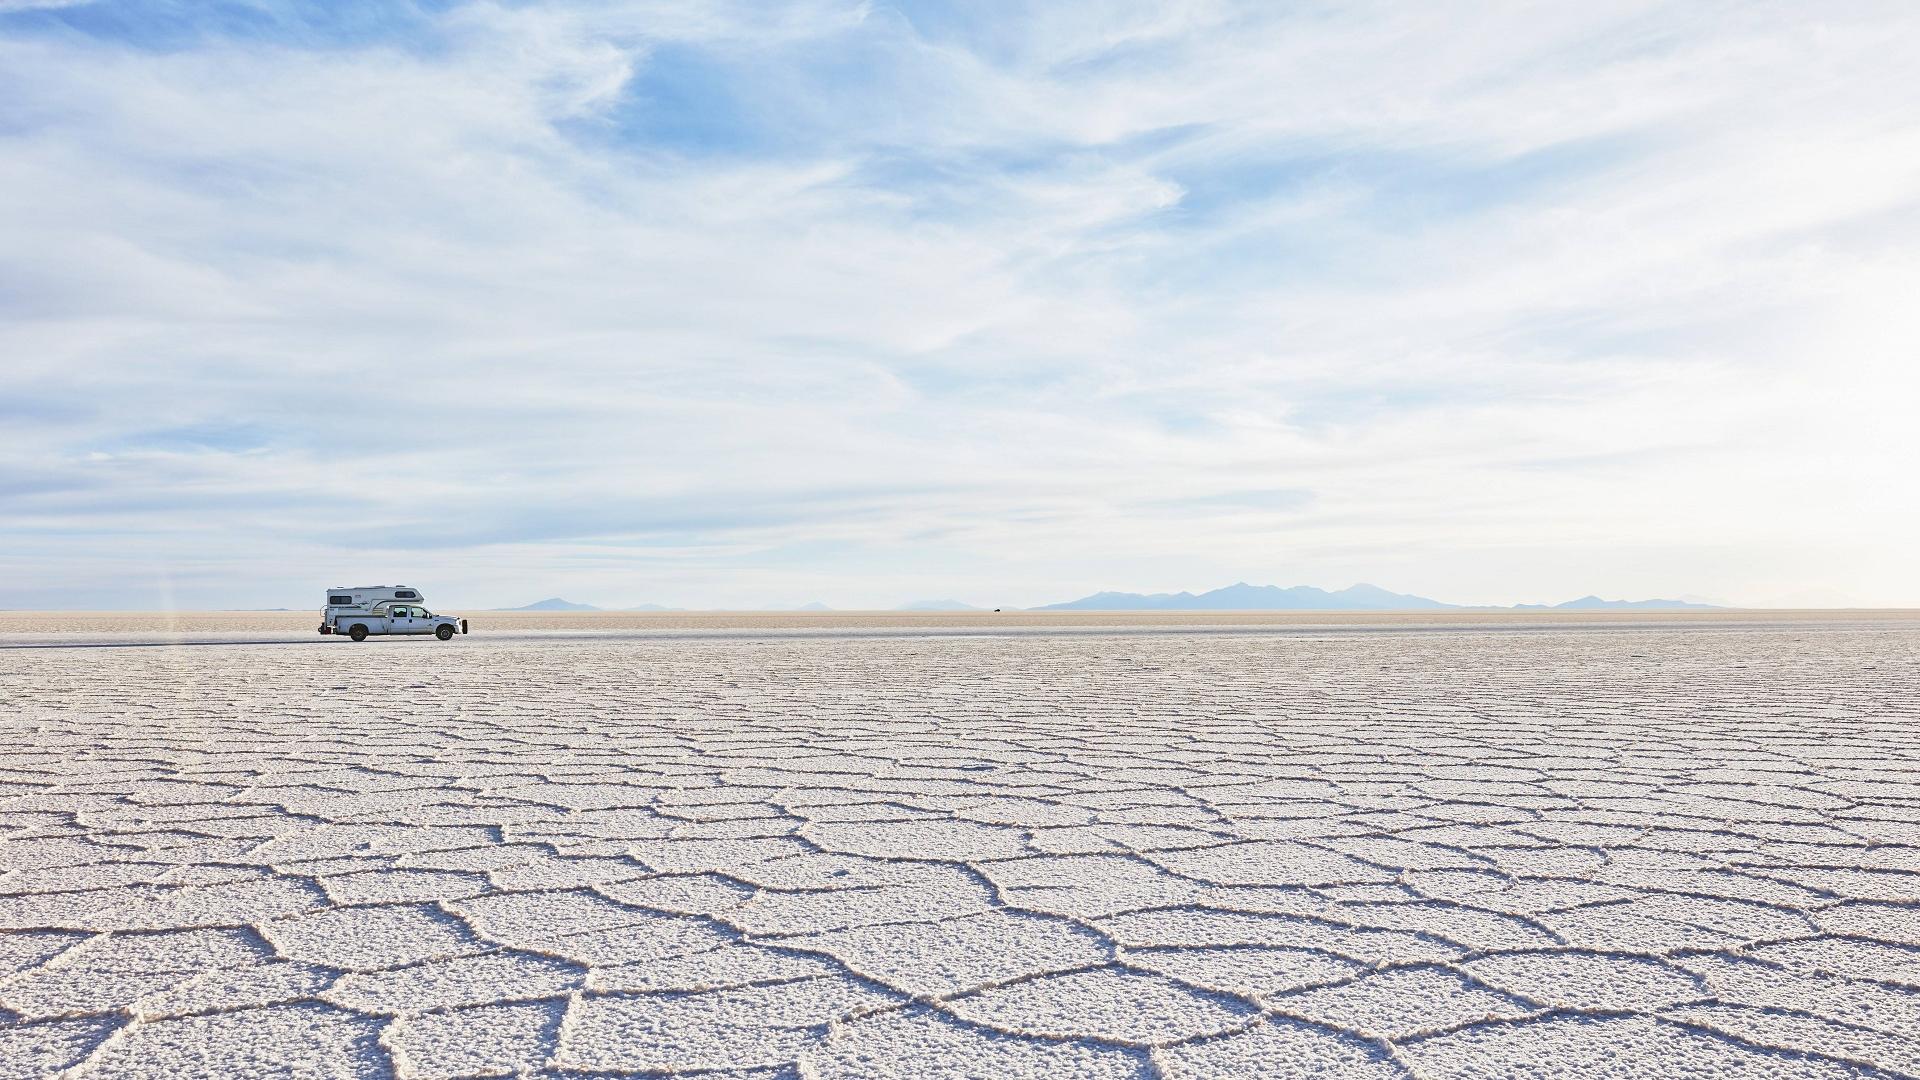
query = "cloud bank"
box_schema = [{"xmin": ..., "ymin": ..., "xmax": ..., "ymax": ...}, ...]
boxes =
[{"xmin": 3, "ymin": 1, "xmax": 1918, "ymax": 608}]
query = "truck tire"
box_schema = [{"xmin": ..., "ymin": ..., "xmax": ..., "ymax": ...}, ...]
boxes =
[
  {"xmin": 348, "ymin": 624, "xmax": 368, "ymax": 642},
  {"xmin": 436, "ymin": 624, "xmax": 455, "ymax": 640}
]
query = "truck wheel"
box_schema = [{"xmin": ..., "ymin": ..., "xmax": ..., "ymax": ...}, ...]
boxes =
[
  {"xmin": 436, "ymin": 624, "xmax": 455, "ymax": 640},
  {"xmin": 348, "ymin": 624, "xmax": 368, "ymax": 642}
]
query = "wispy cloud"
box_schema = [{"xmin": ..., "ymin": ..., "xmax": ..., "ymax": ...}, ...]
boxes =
[{"xmin": 3, "ymin": 1, "xmax": 1918, "ymax": 608}]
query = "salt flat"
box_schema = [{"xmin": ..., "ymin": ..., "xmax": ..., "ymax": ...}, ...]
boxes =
[{"xmin": 1, "ymin": 614, "xmax": 1917, "ymax": 1079}]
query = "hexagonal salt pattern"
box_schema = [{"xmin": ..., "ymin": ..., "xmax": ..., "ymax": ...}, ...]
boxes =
[{"xmin": 1, "ymin": 619, "xmax": 1917, "ymax": 1078}]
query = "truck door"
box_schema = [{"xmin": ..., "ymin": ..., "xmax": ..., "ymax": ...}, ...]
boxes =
[{"xmin": 393, "ymin": 605, "xmax": 422, "ymax": 634}]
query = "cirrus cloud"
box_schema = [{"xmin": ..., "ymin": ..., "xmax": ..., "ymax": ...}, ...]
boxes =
[{"xmin": 2, "ymin": 1, "xmax": 1918, "ymax": 609}]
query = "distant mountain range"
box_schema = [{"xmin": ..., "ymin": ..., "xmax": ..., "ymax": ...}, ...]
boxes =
[
  {"xmin": 1036, "ymin": 583, "xmax": 1720, "ymax": 611},
  {"xmin": 501, "ymin": 597, "xmax": 598, "ymax": 611},
  {"xmin": 1516, "ymin": 595, "xmax": 1717, "ymax": 611},
  {"xmin": 491, "ymin": 586, "xmax": 1718, "ymax": 613},
  {"xmin": 497, "ymin": 598, "xmax": 674, "ymax": 611}
]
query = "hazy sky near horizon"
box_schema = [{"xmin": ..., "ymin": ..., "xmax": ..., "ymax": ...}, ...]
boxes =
[{"xmin": 4, "ymin": 1, "xmax": 1919, "ymax": 610}]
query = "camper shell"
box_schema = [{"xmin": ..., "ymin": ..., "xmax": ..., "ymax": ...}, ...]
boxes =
[
  {"xmin": 325, "ymin": 585, "xmax": 425, "ymax": 610},
  {"xmin": 320, "ymin": 585, "xmax": 467, "ymax": 641}
]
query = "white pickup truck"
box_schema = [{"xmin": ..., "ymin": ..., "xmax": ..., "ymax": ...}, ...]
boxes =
[{"xmin": 319, "ymin": 585, "xmax": 468, "ymax": 641}]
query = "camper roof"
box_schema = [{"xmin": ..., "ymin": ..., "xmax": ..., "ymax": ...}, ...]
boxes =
[{"xmin": 326, "ymin": 585, "xmax": 424, "ymax": 604}]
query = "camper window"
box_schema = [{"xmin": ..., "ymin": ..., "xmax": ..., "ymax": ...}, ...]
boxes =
[{"xmin": 329, "ymin": 595, "xmax": 353, "ymax": 605}]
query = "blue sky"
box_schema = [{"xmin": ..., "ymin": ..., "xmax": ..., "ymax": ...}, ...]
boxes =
[{"xmin": 3, "ymin": 0, "xmax": 1918, "ymax": 609}]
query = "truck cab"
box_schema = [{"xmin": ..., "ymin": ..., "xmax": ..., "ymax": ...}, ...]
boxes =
[{"xmin": 320, "ymin": 585, "xmax": 467, "ymax": 641}]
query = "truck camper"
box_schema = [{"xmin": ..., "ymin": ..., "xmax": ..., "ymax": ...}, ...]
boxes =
[{"xmin": 320, "ymin": 585, "xmax": 467, "ymax": 641}]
